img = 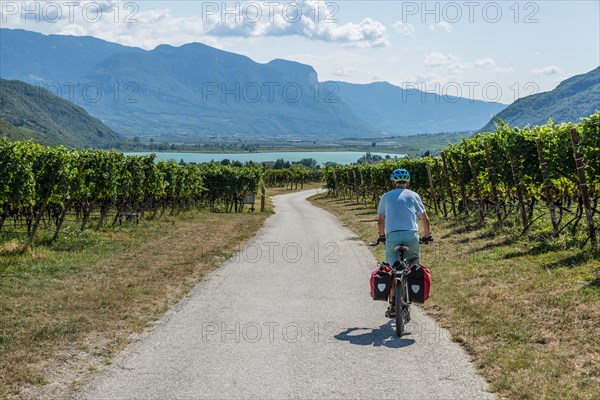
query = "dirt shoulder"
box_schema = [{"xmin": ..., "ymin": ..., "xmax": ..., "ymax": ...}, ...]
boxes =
[{"xmin": 0, "ymin": 208, "xmax": 271, "ymax": 400}]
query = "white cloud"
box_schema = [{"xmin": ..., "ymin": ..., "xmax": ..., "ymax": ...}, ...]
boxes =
[
  {"xmin": 333, "ymin": 67, "xmax": 360, "ymax": 77},
  {"xmin": 226, "ymin": 3, "xmax": 381, "ymax": 48},
  {"xmin": 393, "ymin": 21, "xmax": 415, "ymax": 37},
  {"xmin": 425, "ymin": 54, "xmax": 515, "ymax": 73},
  {"xmin": 421, "ymin": 53, "xmax": 515, "ymax": 88},
  {"xmin": 421, "ymin": 52, "xmax": 469, "ymax": 88},
  {"xmin": 207, "ymin": 11, "xmax": 389, "ymax": 48},
  {"xmin": 474, "ymin": 58, "xmax": 515, "ymax": 73},
  {"xmin": 423, "ymin": 52, "xmax": 460, "ymax": 67},
  {"xmin": 532, "ymin": 66, "xmax": 561, "ymax": 76},
  {"xmin": 474, "ymin": 58, "xmax": 496, "ymax": 69},
  {"xmin": 337, "ymin": 18, "xmax": 389, "ymax": 48},
  {"xmin": 0, "ymin": 0, "xmax": 388, "ymax": 49},
  {"xmin": 429, "ymin": 22, "xmax": 453, "ymax": 33},
  {"xmin": 2, "ymin": 1, "xmax": 220, "ymax": 49},
  {"xmin": 494, "ymin": 67, "xmax": 516, "ymax": 73}
]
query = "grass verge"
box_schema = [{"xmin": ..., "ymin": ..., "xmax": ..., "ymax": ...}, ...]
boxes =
[
  {"xmin": 0, "ymin": 203, "xmax": 273, "ymax": 399},
  {"xmin": 310, "ymin": 193, "xmax": 600, "ymax": 400}
]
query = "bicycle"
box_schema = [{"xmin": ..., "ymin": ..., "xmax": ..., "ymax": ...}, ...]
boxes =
[{"xmin": 369, "ymin": 235, "xmax": 433, "ymax": 337}]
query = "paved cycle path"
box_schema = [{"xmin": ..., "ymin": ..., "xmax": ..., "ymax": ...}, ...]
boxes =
[{"xmin": 77, "ymin": 190, "xmax": 493, "ymax": 400}]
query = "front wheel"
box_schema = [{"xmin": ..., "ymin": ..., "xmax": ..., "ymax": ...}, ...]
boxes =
[
  {"xmin": 394, "ymin": 280, "xmax": 406, "ymax": 337},
  {"xmin": 406, "ymin": 282, "xmax": 411, "ymax": 323}
]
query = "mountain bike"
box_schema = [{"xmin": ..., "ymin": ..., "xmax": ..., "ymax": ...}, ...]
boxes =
[{"xmin": 369, "ymin": 235, "xmax": 433, "ymax": 337}]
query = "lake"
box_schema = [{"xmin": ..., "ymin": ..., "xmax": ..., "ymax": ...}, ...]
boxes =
[{"xmin": 123, "ymin": 151, "xmax": 406, "ymax": 165}]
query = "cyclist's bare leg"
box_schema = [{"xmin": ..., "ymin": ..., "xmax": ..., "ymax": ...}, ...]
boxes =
[{"xmin": 384, "ymin": 285, "xmax": 394, "ymax": 317}]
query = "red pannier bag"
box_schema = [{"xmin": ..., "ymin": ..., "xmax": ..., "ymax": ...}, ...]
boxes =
[
  {"xmin": 407, "ymin": 264, "xmax": 431, "ymax": 303},
  {"xmin": 370, "ymin": 263, "xmax": 393, "ymax": 301}
]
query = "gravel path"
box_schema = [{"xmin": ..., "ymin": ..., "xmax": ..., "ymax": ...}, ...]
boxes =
[{"xmin": 77, "ymin": 190, "xmax": 494, "ymax": 400}]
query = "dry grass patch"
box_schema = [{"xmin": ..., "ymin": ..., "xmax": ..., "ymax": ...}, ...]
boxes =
[
  {"xmin": 310, "ymin": 193, "xmax": 600, "ymax": 400},
  {"xmin": 0, "ymin": 209, "xmax": 271, "ymax": 399}
]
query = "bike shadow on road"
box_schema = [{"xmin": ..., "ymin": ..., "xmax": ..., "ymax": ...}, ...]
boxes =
[{"xmin": 334, "ymin": 322, "xmax": 416, "ymax": 348}]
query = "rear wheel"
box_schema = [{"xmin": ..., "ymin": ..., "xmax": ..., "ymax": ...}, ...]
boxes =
[{"xmin": 394, "ymin": 280, "xmax": 406, "ymax": 337}]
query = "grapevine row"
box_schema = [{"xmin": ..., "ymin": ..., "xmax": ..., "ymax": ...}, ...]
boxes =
[
  {"xmin": 263, "ymin": 167, "xmax": 323, "ymax": 189},
  {"xmin": 0, "ymin": 139, "xmax": 262, "ymax": 247},
  {"xmin": 323, "ymin": 111, "xmax": 600, "ymax": 246}
]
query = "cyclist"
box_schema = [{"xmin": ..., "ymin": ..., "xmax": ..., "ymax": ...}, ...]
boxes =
[{"xmin": 377, "ymin": 168, "xmax": 431, "ymax": 317}]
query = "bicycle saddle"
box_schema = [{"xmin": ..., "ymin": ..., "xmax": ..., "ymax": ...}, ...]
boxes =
[{"xmin": 394, "ymin": 246, "xmax": 409, "ymax": 253}]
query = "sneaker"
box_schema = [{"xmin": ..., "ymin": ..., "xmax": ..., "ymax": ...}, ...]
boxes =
[{"xmin": 385, "ymin": 306, "xmax": 396, "ymax": 318}]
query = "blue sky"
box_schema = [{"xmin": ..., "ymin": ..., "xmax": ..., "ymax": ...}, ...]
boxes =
[{"xmin": 2, "ymin": 1, "xmax": 599, "ymax": 103}]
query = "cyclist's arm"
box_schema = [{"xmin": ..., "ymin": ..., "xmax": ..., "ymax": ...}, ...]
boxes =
[
  {"xmin": 378, "ymin": 214, "xmax": 385, "ymax": 237},
  {"xmin": 418, "ymin": 212, "xmax": 431, "ymax": 237}
]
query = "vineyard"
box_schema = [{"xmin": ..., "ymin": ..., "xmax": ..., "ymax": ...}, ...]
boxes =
[
  {"xmin": 2, "ymin": 111, "xmax": 598, "ymax": 249},
  {"xmin": 323, "ymin": 111, "xmax": 600, "ymax": 248},
  {"xmin": 0, "ymin": 139, "xmax": 264, "ymax": 247},
  {"xmin": 1, "ymin": 114, "xmax": 598, "ymax": 400},
  {"xmin": 263, "ymin": 167, "xmax": 323, "ymax": 189}
]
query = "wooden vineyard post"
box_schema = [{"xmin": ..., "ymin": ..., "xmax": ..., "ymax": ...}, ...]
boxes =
[
  {"xmin": 352, "ymin": 169, "xmax": 359, "ymax": 203},
  {"xmin": 52, "ymin": 200, "xmax": 71, "ymax": 242},
  {"xmin": 27, "ymin": 198, "xmax": 48, "ymax": 249},
  {"xmin": 483, "ymin": 142, "xmax": 503, "ymax": 226},
  {"xmin": 27, "ymin": 172, "xmax": 58, "ymax": 249},
  {"xmin": 359, "ymin": 169, "xmax": 367, "ymax": 207},
  {"xmin": 468, "ymin": 158, "xmax": 486, "ymax": 223},
  {"xmin": 508, "ymin": 154, "xmax": 529, "ymax": 232},
  {"xmin": 0, "ymin": 204, "xmax": 8, "ymax": 231},
  {"xmin": 347, "ymin": 170, "xmax": 353, "ymax": 201},
  {"xmin": 456, "ymin": 167, "xmax": 469, "ymax": 215},
  {"xmin": 535, "ymin": 138, "xmax": 559, "ymax": 237},
  {"xmin": 570, "ymin": 128, "xmax": 597, "ymax": 247},
  {"xmin": 425, "ymin": 163, "xmax": 439, "ymax": 215},
  {"xmin": 261, "ymin": 163, "xmax": 266, "ymax": 212},
  {"xmin": 332, "ymin": 170, "xmax": 338, "ymax": 197},
  {"xmin": 435, "ymin": 160, "xmax": 448, "ymax": 217},
  {"xmin": 440, "ymin": 153, "xmax": 457, "ymax": 217}
]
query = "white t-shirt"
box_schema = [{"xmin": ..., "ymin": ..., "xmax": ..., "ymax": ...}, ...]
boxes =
[{"xmin": 377, "ymin": 189, "xmax": 426, "ymax": 232}]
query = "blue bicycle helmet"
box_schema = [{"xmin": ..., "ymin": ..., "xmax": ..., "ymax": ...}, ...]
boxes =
[{"xmin": 390, "ymin": 168, "xmax": 410, "ymax": 183}]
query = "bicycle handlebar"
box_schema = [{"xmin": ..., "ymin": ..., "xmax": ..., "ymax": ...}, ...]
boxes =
[
  {"xmin": 368, "ymin": 235, "xmax": 434, "ymax": 246},
  {"xmin": 368, "ymin": 236, "xmax": 385, "ymax": 246},
  {"xmin": 420, "ymin": 235, "xmax": 434, "ymax": 244}
]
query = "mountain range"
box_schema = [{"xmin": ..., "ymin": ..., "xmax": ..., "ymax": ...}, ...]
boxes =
[
  {"xmin": 329, "ymin": 81, "xmax": 505, "ymax": 135},
  {"xmin": 0, "ymin": 78, "xmax": 122, "ymax": 147},
  {"xmin": 481, "ymin": 67, "xmax": 600, "ymax": 131},
  {"xmin": 1, "ymin": 28, "xmax": 506, "ymax": 138}
]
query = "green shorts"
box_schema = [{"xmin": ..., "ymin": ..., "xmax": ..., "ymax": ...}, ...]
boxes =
[{"xmin": 385, "ymin": 230, "xmax": 420, "ymax": 265}]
